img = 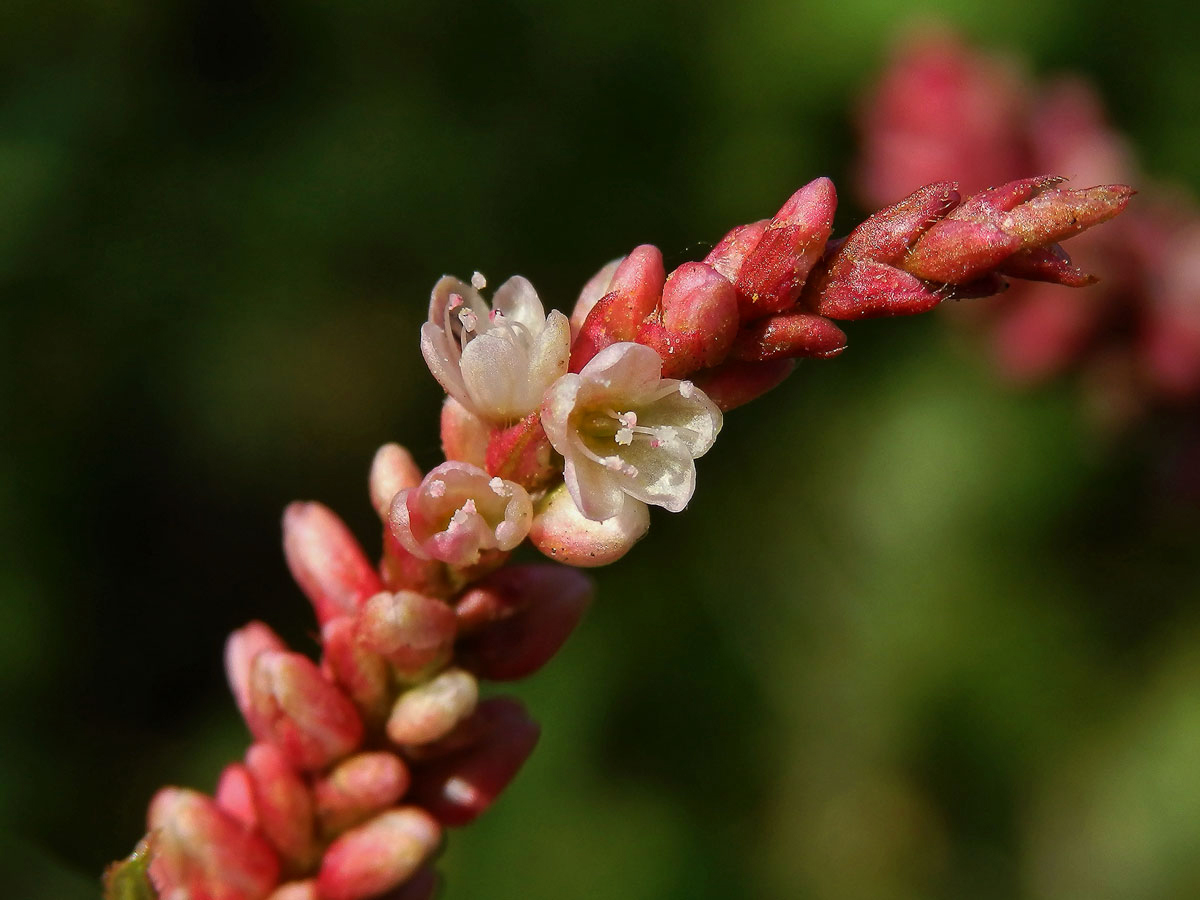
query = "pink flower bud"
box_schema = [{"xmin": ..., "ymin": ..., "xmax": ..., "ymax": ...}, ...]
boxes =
[
  {"xmin": 635, "ymin": 262, "xmax": 740, "ymax": 377},
  {"xmin": 408, "ymin": 697, "xmax": 540, "ymax": 827},
  {"xmin": 283, "ymin": 502, "xmax": 383, "ymax": 626},
  {"xmin": 570, "ymin": 257, "xmax": 623, "ymax": 338},
  {"xmin": 735, "ymin": 177, "xmax": 838, "ymax": 318},
  {"xmin": 691, "ymin": 358, "xmax": 796, "ymax": 411},
  {"xmin": 266, "ymin": 881, "xmax": 318, "ymax": 900},
  {"xmin": 389, "ymin": 462, "xmax": 533, "ymax": 568},
  {"xmin": 902, "ymin": 219, "xmax": 1023, "ymax": 284},
  {"xmin": 1001, "ymin": 182, "xmax": 1135, "ymax": 248},
  {"xmin": 314, "ymin": 752, "xmax": 411, "ymax": 837},
  {"xmin": 484, "ymin": 412, "xmax": 559, "ymax": 491},
  {"xmin": 316, "ymin": 808, "xmax": 442, "ymax": 900},
  {"xmin": 455, "ymin": 564, "xmax": 594, "ymax": 680},
  {"xmin": 147, "ymin": 787, "xmax": 280, "ymax": 900},
  {"xmin": 440, "ymin": 396, "xmax": 491, "ymax": 467},
  {"xmin": 244, "ymin": 743, "xmax": 318, "ymax": 874},
  {"xmin": 813, "ymin": 258, "xmax": 945, "ymax": 320},
  {"xmin": 570, "ymin": 244, "xmax": 665, "ymax": 371},
  {"xmin": 248, "ymin": 651, "xmax": 364, "ymax": 771},
  {"xmin": 215, "ymin": 763, "xmax": 258, "ymax": 829},
  {"xmin": 998, "ymin": 245, "xmax": 1096, "ymax": 287},
  {"xmin": 528, "ymin": 483, "xmax": 649, "ymax": 567},
  {"xmin": 386, "ymin": 667, "xmax": 479, "ymax": 747},
  {"xmin": 226, "ymin": 622, "xmax": 288, "ymax": 726},
  {"xmin": 703, "ymin": 220, "xmax": 768, "ymax": 283},
  {"xmin": 320, "ymin": 617, "xmax": 393, "ymax": 725},
  {"xmin": 355, "ymin": 591, "xmax": 457, "ymax": 679},
  {"xmin": 369, "ymin": 444, "xmax": 423, "ymax": 519},
  {"xmin": 730, "ymin": 312, "xmax": 848, "ymax": 362}
]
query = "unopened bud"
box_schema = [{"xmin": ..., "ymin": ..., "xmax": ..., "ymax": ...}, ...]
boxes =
[
  {"xmin": 408, "ymin": 697, "xmax": 540, "ymax": 827},
  {"xmin": 386, "ymin": 667, "xmax": 479, "ymax": 746},
  {"xmin": 730, "ymin": 311, "xmax": 848, "ymax": 362},
  {"xmin": 320, "ymin": 616, "xmax": 392, "ymax": 725},
  {"xmin": 147, "ymin": 787, "xmax": 280, "ymax": 900},
  {"xmin": 570, "ymin": 245, "xmax": 664, "ymax": 371},
  {"xmin": 226, "ymin": 621, "xmax": 288, "ymax": 727},
  {"xmin": 704, "ymin": 220, "xmax": 768, "ymax": 283},
  {"xmin": 283, "ymin": 502, "xmax": 383, "ymax": 626},
  {"xmin": 355, "ymin": 591, "xmax": 457, "ymax": 679},
  {"xmin": 316, "ymin": 808, "xmax": 442, "ymax": 900},
  {"xmin": 314, "ymin": 752, "xmax": 411, "ymax": 837},
  {"xmin": 244, "ymin": 743, "xmax": 318, "ymax": 874},
  {"xmin": 248, "ymin": 651, "xmax": 364, "ymax": 771},
  {"xmin": 570, "ymin": 257, "xmax": 623, "ymax": 338},
  {"xmin": 369, "ymin": 444, "xmax": 423, "ymax": 519},
  {"xmin": 528, "ymin": 483, "xmax": 649, "ymax": 567},
  {"xmin": 636, "ymin": 262, "xmax": 739, "ymax": 377},
  {"xmin": 456, "ymin": 565, "xmax": 594, "ymax": 680},
  {"xmin": 215, "ymin": 763, "xmax": 258, "ymax": 829},
  {"xmin": 484, "ymin": 412, "xmax": 559, "ymax": 491},
  {"xmin": 690, "ymin": 358, "xmax": 796, "ymax": 411},
  {"xmin": 440, "ymin": 397, "xmax": 491, "ymax": 468},
  {"xmin": 735, "ymin": 177, "xmax": 838, "ymax": 318}
]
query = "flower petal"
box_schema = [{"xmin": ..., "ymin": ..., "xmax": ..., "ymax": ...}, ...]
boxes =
[
  {"xmin": 578, "ymin": 341, "xmax": 663, "ymax": 400},
  {"xmin": 614, "ymin": 441, "xmax": 697, "ymax": 513},
  {"xmin": 642, "ymin": 381, "xmax": 723, "ymax": 457},
  {"xmin": 564, "ymin": 453, "xmax": 626, "ymax": 522},
  {"xmin": 519, "ymin": 310, "xmax": 571, "ymax": 412},
  {"xmin": 460, "ymin": 331, "xmax": 530, "ymax": 421},
  {"xmin": 491, "ymin": 275, "xmax": 546, "ymax": 334}
]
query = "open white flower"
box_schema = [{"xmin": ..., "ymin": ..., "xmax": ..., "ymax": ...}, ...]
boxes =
[
  {"xmin": 541, "ymin": 342, "xmax": 723, "ymax": 522},
  {"xmin": 421, "ymin": 273, "xmax": 570, "ymax": 423}
]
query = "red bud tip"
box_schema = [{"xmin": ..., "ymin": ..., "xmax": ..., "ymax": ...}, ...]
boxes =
[
  {"xmin": 283, "ymin": 502, "xmax": 383, "ymax": 626},
  {"xmin": 455, "ymin": 564, "xmax": 594, "ymax": 680},
  {"xmin": 570, "ymin": 245, "xmax": 665, "ymax": 371},
  {"xmin": 248, "ymin": 651, "xmax": 364, "ymax": 771},
  {"xmin": 735, "ymin": 177, "xmax": 838, "ymax": 318},
  {"xmin": 407, "ymin": 697, "xmax": 540, "ymax": 827},
  {"xmin": 703, "ymin": 220, "xmax": 769, "ymax": 283},
  {"xmin": 316, "ymin": 808, "xmax": 442, "ymax": 900},
  {"xmin": 998, "ymin": 245, "xmax": 1096, "ymax": 287}
]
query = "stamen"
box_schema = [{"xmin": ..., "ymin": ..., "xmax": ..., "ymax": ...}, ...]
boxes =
[
  {"xmin": 471, "ymin": 271, "xmax": 487, "ymax": 290},
  {"xmin": 448, "ymin": 499, "xmax": 478, "ymax": 531},
  {"xmin": 489, "ymin": 308, "xmax": 505, "ymax": 324},
  {"xmin": 428, "ymin": 479, "xmax": 446, "ymax": 498},
  {"xmin": 678, "ymin": 380, "xmax": 695, "ymax": 399},
  {"xmin": 458, "ymin": 308, "xmax": 478, "ymax": 333},
  {"xmin": 448, "ymin": 293, "xmax": 464, "ymax": 311},
  {"xmin": 489, "ymin": 477, "xmax": 509, "ymax": 496}
]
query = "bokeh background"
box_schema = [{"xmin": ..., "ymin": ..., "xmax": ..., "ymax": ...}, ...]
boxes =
[{"xmin": 3, "ymin": 1, "xmax": 1199, "ymax": 898}]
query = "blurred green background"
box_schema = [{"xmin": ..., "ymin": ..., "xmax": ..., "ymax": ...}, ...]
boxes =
[{"xmin": 3, "ymin": 1, "xmax": 1199, "ymax": 898}]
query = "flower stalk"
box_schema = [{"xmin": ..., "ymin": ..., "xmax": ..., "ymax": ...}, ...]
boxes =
[{"xmin": 106, "ymin": 170, "xmax": 1130, "ymax": 899}]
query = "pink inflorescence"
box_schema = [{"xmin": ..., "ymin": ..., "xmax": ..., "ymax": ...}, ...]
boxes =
[
  {"xmin": 856, "ymin": 27, "xmax": 1200, "ymax": 431},
  {"xmin": 108, "ymin": 170, "xmax": 1130, "ymax": 899}
]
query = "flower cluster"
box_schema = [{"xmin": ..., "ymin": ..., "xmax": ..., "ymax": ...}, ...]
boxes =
[
  {"xmin": 107, "ymin": 172, "xmax": 1130, "ymax": 900},
  {"xmin": 856, "ymin": 27, "xmax": 1200, "ymax": 432}
]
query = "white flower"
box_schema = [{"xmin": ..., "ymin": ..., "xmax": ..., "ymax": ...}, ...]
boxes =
[
  {"xmin": 420, "ymin": 274, "xmax": 570, "ymax": 423},
  {"xmin": 389, "ymin": 461, "xmax": 533, "ymax": 567},
  {"xmin": 540, "ymin": 342, "xmax": 723, "ymax": 521}
]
